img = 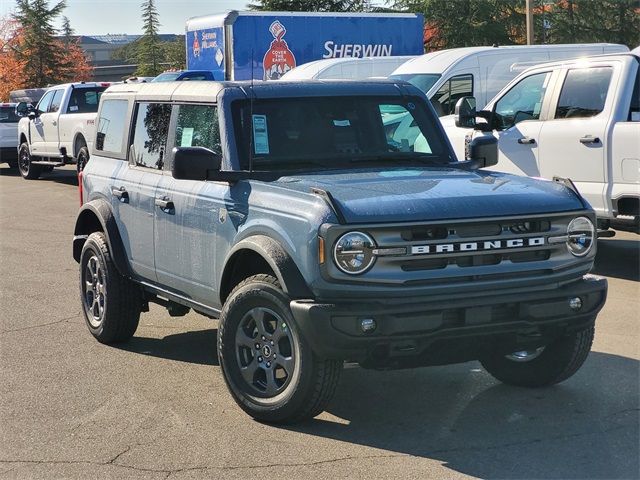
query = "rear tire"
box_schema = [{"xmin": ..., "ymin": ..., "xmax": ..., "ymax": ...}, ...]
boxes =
[
  {"xmin": 18, "ymin": 142, "xmax": 41, "ymax": 180},
  {"xmin": 79, "ymin": 232, "xmax": 142, "ymax": 343},
  {"xmin": 480, "ymin": 327, "xmax": 594, "ymax": 387},
  {"xmin": 218, "ymin": 274, "xmax": 342, "ymax": 423}
]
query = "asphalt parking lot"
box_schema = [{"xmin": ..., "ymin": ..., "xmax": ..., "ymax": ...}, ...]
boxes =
[{"xmin": 1, "ymin": 165, "xmax": 638, "ymax": 480}]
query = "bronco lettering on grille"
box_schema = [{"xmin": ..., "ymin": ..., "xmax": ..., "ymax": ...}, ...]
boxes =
[{"xmin": 410, "ymin": 237, "xmax": 546, "ymax": 255}]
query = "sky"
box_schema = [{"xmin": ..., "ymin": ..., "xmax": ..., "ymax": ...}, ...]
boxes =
[
  {"xmin": 1, "ymin": 0, "xmax": 256, "ymax": 35},
  {"xmin": 0, "ymin": 0, "xmax": 385, "ymax": 36}
]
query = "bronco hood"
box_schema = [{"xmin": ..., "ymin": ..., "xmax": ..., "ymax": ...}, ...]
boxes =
[{"xmin": 270, "ymin": 168, "xmax": 586, "ymax": 224}]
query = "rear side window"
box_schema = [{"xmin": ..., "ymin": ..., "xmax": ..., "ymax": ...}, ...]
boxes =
[
  {"xmin": 67, "ymin": 88, "xmax": 104, "ymax": 114},
  {"xmin": 96, "ymin": 99, "xmax": 129, "ymax": 155},
  {"xmin": 174, "ymin": 104, "xmax": 221, "ymax": 153},
  {"xmin": 629, "ymin": 67, "xmax": 640, "ymax": 122},
  {"xmin": 555, "ymin": 67, "xmax": 613, "ymax": 119},
  {"xmin": 49, "ymin": 90, "xmax": 64, "ymax": 113},
  {"xmin": 129, "ymin": 102, "xmax": 171, "ymax": 169},
  {"xmin": 431, "ymin": 74, "xmax": 473, "ymax": 116}
]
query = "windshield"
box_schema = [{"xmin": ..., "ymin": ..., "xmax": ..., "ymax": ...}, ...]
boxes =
[
  {"xmin": 390, "ymin": 74, "xmax": 441, "ymax": 95},
  {"xmin": 152, "ymin": 72, "xmax": 181, "ymax": 82},
  {"xmin": 233, "ymin": 95, "xmax": 452, "ymax": 171},
  {"xmin": 0, "ymin": 107, "xmax": 19, "ymax": 123}
]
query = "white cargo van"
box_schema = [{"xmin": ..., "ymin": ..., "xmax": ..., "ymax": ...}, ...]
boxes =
[
  {"xmin": 280, "ymin": 56, "xmax": 415, "ymax": 81},
  {"xmin": 391, "ymin": 44, "xmax": 629, "ymax": 116}
]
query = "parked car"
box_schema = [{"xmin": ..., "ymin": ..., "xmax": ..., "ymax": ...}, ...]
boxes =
[
  {"xmin": 447, "ymin": 52, "xmax": 639, "ymax": 233},
  {"xmin": 280, "ymin": 56, "xmax": 415, "ymax": 81},
  {"xmin": 16, "ymin": 82, "xmax": 111, "ymax": 179},
  {"xmin": 390, "ymin": 43, "xmax": 629, "ymax": 117},
  {"xmin": 0, "ymin": 103, "xmax": 20, "ymax": 168},
  {"xmin": 152, "ymin": 70, "xmax": 215, "ymax": 82},
  {"xmin": 73, "ymin": 79, "xmax": 607, "ymax": 423}
]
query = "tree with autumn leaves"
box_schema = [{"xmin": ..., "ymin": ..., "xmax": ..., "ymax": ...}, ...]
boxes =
[{"xmin": 0, "ymin": 0, "xmax": 92, "ymax": 101}]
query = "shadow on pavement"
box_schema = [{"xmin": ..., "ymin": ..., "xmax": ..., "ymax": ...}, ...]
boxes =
[
  {"xmin": 40, "ymin": 169, "xmax": 79, "ymax": 186},
  {"xmin": 286, "ymin": 352, "xmax": 639, "ymax": 479},
  {"xmin": 593, "ymin": 237, "xmax": 639, "ymax": 282},
  {"xmin": 117, "ymin": 328, "xmax": 219, "ymax": 366},
  {"xmin": 0, "ymin": 165, "xmax": 20, "ymax": 176}
]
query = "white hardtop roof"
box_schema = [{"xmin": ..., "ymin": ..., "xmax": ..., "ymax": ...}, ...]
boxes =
[
  {"xmin": 186, "ymin": 10, "xmax": 420, "ymax": 31},
  {"xmin": 45, "ymin": 81, "xmax": 114, "ymax": 91},
  {"xmin": 104, "ymin": 81, "xmax": 226, "ymax": 102},
  {"xmin": 519, "ymin": 51, "xmax": 639, "ymax": 73},
  {"xmin": 281, "ymin": 56, "xmax": 416, "ymax": 80},
  {"xmin": 392, "ymin": 43, "xmax": 627, "ymax": 75}
]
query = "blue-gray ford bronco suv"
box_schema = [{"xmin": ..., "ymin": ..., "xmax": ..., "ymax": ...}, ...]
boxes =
[{"xmin": 73, "ymin": 80, "xmax": 607, "ymax": 423}]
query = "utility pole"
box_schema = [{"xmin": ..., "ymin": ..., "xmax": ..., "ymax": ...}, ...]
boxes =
[{"xmin": 526, "ymin": 0, "xmax": 534, "ymax": 45}]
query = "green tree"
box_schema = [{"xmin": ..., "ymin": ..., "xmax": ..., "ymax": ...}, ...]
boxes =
[
  {"xmin": 547, "ymin": 0, "xmax": 640, "ymax": 47},
  {"xmin": 393, "ymin": 0, "xmax": 526, "ymax": 50},
  {"xmin": 164, "ymin": 37, "xmax": 186, "ymax": 70},
  {"xmin": 248, "ymin": 0, "xmax": 369, "ymax": 11},
  {"xmin": 137, "ymin": 0, "xmax": 162, "ymax": 76},
  {"xmin": 13, "ymin": 0, "xmax": 67, "ymax": 86},
  {"xmin": 61, "ymin": 15, "xmax": 73, "ymax": 44}
]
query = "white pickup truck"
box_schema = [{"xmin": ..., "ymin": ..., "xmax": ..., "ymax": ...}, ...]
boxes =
[
  {"xmin": 16, "ymin": 82, "xmax": 110, "ymax": 179},
  {"xmin": 0, "ymin": 103, "xmax": 20, "ymax": 168},
  {"xmin": 446, "ymin": 52, "xmax": 640, "ymax": 233}
]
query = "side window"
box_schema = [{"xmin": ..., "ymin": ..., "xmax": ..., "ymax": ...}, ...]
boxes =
[
  {"xmin": 129, "ymin": 102, "xmax": 171, "ymax": 169},
  {"xmin": 431, "ymin": 74, "xmax": 473, "ymax": 116},
  {"xmin": 174, "ymin": 104, "xmax": 221, "ymax": 155},
  {"xmin": 96, "ymin": 99, "xmax": 129, "ymax": 154},
  {"xmin": 555, "ymin": 67, "xmax": 613, "ymax": 119},
  {"xmin": 36, "ymin": 91, "xmax": 54, "ymax": 114},
  {"xmin": 49, "ymin": 90, "xmax": 64, "ymax": 113},
  {"xmin": 494, "ymin": 72, "xmax": 551, "ymax": 130},
  {"xmin": 67, "ymin": 89, "xmax": 102, "ymax": 114}
]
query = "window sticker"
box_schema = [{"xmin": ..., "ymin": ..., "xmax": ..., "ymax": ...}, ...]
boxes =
[
  {"xmin": 333, "ymin": 119, "xmax": 351, "ymax": 127},
  {"xmin": 69, "ymin": 105, "xmax": 79, "ymax": 112},
  {"xmin": 252, "ymin": 114, "xmax": 270, "ymax": 154},
  {"xmin": 180, "ymin": 127, "xmax": 194, "ymax": 147}
]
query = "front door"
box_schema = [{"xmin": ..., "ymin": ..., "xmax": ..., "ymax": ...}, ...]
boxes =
[
  {"xmin": 491, "ymin": 71, "xmax": 554, "ymax": 177},
  {"xmin": 29, "ymin": 90, "xmax": 54, "ymax": 156},
  {"xmin": 41, "ymin": 89, "xmax": 64, "ymax": 156},
  {"xmin": 154, "ymin": 103, "xmax": 226, "ymax": 305},
  {"xmin": 538, "ymin": 66, "xmax": 614, "ymax": 217}
]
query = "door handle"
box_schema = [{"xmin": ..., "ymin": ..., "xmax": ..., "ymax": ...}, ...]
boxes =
[
  {"xmin": 579, "ymin": 135, "xmax": 600, "ymax": 145},
  {"xmin": 155, "ymin": 197, "xmax": 174, "ymax": 210},
  {"xmin": 517, "ymin": 137, "xmax": 536, "ymax": 145},
  {"xmin": 111, "ymin": 187, "xmax": 128, "ymax": 202}
]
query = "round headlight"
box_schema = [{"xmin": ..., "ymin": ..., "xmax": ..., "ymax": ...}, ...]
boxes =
[
  {"xmin": 566, "ymin": 217, "xmax": 595, "ymax": 257},
  {"xmin": 333, "ymin": 231, "xmax": 376, "ymax": 275}
]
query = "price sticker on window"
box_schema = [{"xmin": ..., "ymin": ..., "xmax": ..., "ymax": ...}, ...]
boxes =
[{"xmin": 252, "ymin": 114, "xmax": 270, "ymax": 154}]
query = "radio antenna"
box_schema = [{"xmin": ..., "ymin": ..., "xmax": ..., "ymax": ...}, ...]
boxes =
[{"xmin": 248, "ymin": 48, "xmax": 255, "ymax": 173}]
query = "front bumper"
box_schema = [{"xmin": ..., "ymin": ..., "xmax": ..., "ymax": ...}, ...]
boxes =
[{"xmin": 290, "ymin": 275, "xmax": 607, "ymax": 366}]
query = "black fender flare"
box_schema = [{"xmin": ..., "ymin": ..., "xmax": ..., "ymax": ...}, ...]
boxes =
[
  {"xmin": 72, "ymin": 199, "xmax": 131, "ymax": 277},
  {"xmin": 220, "ymin": 235, "xmax": 313, "ymax": 302}
]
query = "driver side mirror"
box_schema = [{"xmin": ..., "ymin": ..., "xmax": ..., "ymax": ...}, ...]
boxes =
[
  {"xmin": 15, "ymin": 102, "xmax": 33, "ymax": 117},
  {"xmin": 172, "ymin": 146, "xmax": 222, "ymax": 181},
  {"xmin": 468, "ymin": 135, "xmax": 498, "ymax": 169},
  {"xmin": 455, "ymin": 96, "xmax": 476, "ymax": 128}
]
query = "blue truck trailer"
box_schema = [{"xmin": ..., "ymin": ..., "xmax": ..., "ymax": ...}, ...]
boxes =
[{"xmin": 185, "ymin": 11, "xmax": 424, "ymax": 81}]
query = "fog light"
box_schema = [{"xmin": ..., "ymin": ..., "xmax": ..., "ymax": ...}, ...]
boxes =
[
  {"xmin": 569, "ymin": 297, "xmax": 583, "ymax": 311},
  {"xmin": 360, "ymin": 318, "xmax": 376, "ymax": 333}
]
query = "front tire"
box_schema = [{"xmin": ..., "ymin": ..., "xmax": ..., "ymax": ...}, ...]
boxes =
[
  {"xmin": 76, "ymin": 145, "xmax": 89, "ymax": 174},
  {"xmin": 18, "ymin": 142, "xmax": 41, "ymax": 180},
  {"xmin": 79, "ymin": 232, "xmax": 142, "ymax": 343},
  {"xmin": 218, "ymin": 274, "xmax": 342, "ymax": 423},
  {"xmin": 480, "ymin": 327, "xmax": 595, "ymax": 387}
]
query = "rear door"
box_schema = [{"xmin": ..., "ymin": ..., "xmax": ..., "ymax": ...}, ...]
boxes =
[
  {"xmin": 538, "ymin": 65, "xmax": 616, "ymax": 217},
  {"xmin": 154, "ymin": 103, "xmax": 227, "ymax": 305}
]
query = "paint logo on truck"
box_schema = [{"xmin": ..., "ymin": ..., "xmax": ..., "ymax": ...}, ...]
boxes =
[{"xmin": 263, "ymin": 20, "xmax": 296, "ymax": 80}]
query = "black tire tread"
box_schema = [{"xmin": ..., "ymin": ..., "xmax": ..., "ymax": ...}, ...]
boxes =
[
  {"xmin": 480, "ymin": 327, "xmax": 594, "ymax": 387},
  {"xmin": 18, "ymin": 143, "xmax": 41, "ymax": 180},
  {"xmin": 219, "ymin": 274, "xmax": 341, "ymax": 423},
  {"xmin": 81, "ymin": 232, "xmax": 141, "ymax": 343}
]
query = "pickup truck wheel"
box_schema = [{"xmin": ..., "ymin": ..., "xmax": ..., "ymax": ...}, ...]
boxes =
[
  {"xmin": 18, "ymin": 143, "xmax": 41, "ymax": 180},
  {"xmin": 79, "ymin": 232, "xmax": 141, "ymax": 344},
  {"xmin": 218, "ymin": 274, "xmax": 342, "ymax": 423},
  {"xmin": 480, "ymin": 327, "xmax": 594, "ymax": 387},
  {"xmin": 76, "ymin": 146, "xmax": 89, "ymax": 174}
]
